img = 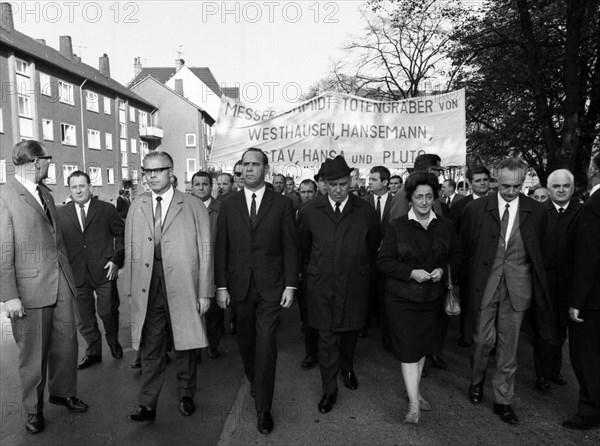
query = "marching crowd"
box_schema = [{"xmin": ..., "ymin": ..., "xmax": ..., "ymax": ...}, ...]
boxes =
[{"xmin": 1, "ymin": 139, "xmax": 599, "ymax": 437}]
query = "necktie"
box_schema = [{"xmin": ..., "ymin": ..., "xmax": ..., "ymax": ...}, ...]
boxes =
[
  {"xmin": 558, "ymin": 207, "xmax": 564, "ymax": 214},
  {"xmin": 376, "ymin": 196, "xmax": 382, "ymax": 222},
  {"xmin": 335, "ymin": 202, "xmax": 341, "ymax": 220},
  {"xmin": 79, "ymin": 204, "xmax": 86, "ymax": 231},
  {"xmin": 36, "ymin": 185, "xmax": 52, "ymax": 224},
  {"xmin": 154, "ymin": 196, "xmax": 162, "ymax": 259},
  {"xmin": 500, "ymin": 203, "xmax": 510, "ymax": 242},
  {"xmin": 446, "ymin": 196, "xmax": 451, "ymax": 205},
  {"xmin": 250, "ymin": 193, "xmax": 257, "ymax": 223}
]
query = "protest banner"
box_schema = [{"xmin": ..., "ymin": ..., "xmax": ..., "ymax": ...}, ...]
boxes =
[{"xmin": 210, "ymin": 90, "xmax": 466, "ymax": 174}]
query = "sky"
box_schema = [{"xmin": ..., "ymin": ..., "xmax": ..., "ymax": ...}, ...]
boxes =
[{"xmin": 13, "ymin": 1, "xmax": 366, "ymax": 108}]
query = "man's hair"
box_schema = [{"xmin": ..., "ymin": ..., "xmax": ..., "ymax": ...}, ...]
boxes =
[
  {"xmin": 67, "ymin": 170, "xmax": 91, "ymax": 186},
  {"xmin": 241, "ymin": 147, "xmax": 268, "ymax": 166},
  {"xmin": 119, "ymin": 189, "xmax": 125, "ymax": 195},
  {"xmin": 414, "ymin": 154, "xmax": 442, "ymax": 171},
  {"xmin": 191, "ymin": 170, "xmax": 212, "ymax": 184},
  {"xmin": 217, "ymin": 172, "xmax": 233, "ymax": 184},
  {"xmin": 467, "ymin": 166, "xmax": 491, "ymax": 181},
  {"xmin": 299, "ymin": 179, "xmax": 317, "ymax": 191},
  {"xmin": 143, "ymin": 150, "xmax": 174, "ymax": 167},
  {"xmin": 592, "ymin": 152, "xmax": 600, "ymax": 171},
  {"xmin": 370, "ymin": 166, "xmax": 391, "ymax": 183},
  {"xmin": 457, "ymin": 180, "xmax": 466, "ymax": 189},
  {"xmin": 285, "ymin": 176, "xmax": 294, "ymax": 183},
  {"xmin": 234, "ymin": 159, "xmax": 243, "ymax": 169},
  {"xmin": 444, "ymin": 179, "xmax": 457, "ymax": 190},
  {"xmin": 404, "ymin": 171, "xmax": 440, "ymax": 201},
  {"xmin": 390, "ymin": 174, "xmax": 403, "ymax": 184},
  {"xmin": 273, "ymin": 174, "xmax": 285, "ymax": 181},
  {"xmin": 496, "ymin": 157, "xmax": 528, "ymax": 173},
  {"xmin": 12, "ymin": 140, "xmax": 47, "ymax": 165},
  {"xmin": 547, "ymin": 168, "xmax": 574, "ymax": 186}
]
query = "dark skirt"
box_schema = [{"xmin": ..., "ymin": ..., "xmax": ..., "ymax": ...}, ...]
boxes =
[{"xmin": 386, "ymin": 295, "xmax": 442, "ymax": 363}]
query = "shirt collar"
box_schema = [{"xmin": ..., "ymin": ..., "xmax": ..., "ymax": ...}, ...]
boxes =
[
  {"xmin": 244, "ymin": 185, "xmax": 266, "ymax": 201},
  {"xmin": 14, "ymin": 173, "xmax": 39, "ymax": 197},
  {"xmin": 328, "ymin": 195, "xmax": 349, "ymax": 212},
  {"xmin": 497, "ymin": 193, "xmax": 519, "ymax": 212},
  {"xmin": 591, "ymin": 184, "xmax": 600, "ymax": 197},
  {"xmin": 152, "ymin": 185, "xmax": 174, "ymax": 202},
  {"xmin": 408, "ymin": 208, "xmax": 437, "ymax": 224},
  {"xmin": 551, "ymin": 200, "xmax": 569, "ymax": 212}
]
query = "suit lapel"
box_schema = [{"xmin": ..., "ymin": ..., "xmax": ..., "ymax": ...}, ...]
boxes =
[
  {"xmin": 235, "ymin": 192, "xmax": 252, "ymax": 232},
  {"xmin": 486, "ymin": 193, "xmax": 501, "ymax": 227},
  {"xmin": 140, "ymin": 194, "xmax": 154, "ymax": 235},
  {"xmin": 162, "ymin": 190, "xmax": 183, "ymax": 233},
  {"xmin": 14, "ymin": 180, "xmax": 53, "ymax": 227},
  {"xmin": 253, "ymin": 190, "xmax": 273, "ymax": 229},
  {"xmin": 517, "ymin": 194, "xmax": 532, "ymax": 231},
  {"xmin": 66, "ymin": 202, "xmax": 82, "ymax": 232},
  {"xmin": 84, "ymin": 199, "xmax": 97, "ymax": 231},
  {"xmin": 382, "ymin": 195, "xmax": 392, "ymax": 222},
  {"xmin": 316, "ymin": 196, "xmax": 338, "ymax": 224}
]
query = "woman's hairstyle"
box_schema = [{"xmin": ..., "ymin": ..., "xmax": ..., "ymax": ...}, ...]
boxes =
[{"xmin": 404, "ymin": 171, "xmax": 440, "ymax": 201}]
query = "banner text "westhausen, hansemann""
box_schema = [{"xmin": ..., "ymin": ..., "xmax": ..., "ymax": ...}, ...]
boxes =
[{"xmin": 248, "ymin": 123, "xmax": 428, "ymax": 141}]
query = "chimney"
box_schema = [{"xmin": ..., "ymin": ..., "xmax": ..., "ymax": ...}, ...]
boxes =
[
  {"xmin": 99, "ymin": 53, "xmax": 110, "ymax": 77},
  {"xmin": 73, "ymin": 54, "xmax": 81, "ymax": 63},
  {"xmin": 175, "ymin": 58, "xmax": 184, "ymax": 72},
  {"xmin": 59, "ymin": 36, "xmax": 73, "ymax": 59},
  {"xmin": 35, "ymin": 38, "xmax": 46, "ymax": 45},
  {"xmin": 0, "ymin": 3, "xmax": 14, "ymax": 32},
  {"xmin": 174, "ymin": 79, "xmax": 184, "ymax": 96},
  {"xmin": 134, "ymin": 57, "xmax": 142, "ymax": 76}
]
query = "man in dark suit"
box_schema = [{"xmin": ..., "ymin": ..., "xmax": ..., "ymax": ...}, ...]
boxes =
[
  {"xmin": 58, "ymin": 171, "xmax": 125, "ymax": 369},
  {"xmin": 441, "ymin": 179, "xmax": 464, "ymax": 209},
  {"xmin": 298, "ymin": 156, "xmax": 381, "ymax": 414},
  {"xmin": 1, "ymin": 140, "xmax": 88, "ymax": 434},
  {"xmin": 563, "ymin": 153, "xmax": 600, "ymax": 430},
  {"xmin": 533, "ymin": 169, "xmax": 581, "ymax": 392},
  {"xmin": 215, "ymin": 148, "xmax": 298, "ymax": 434},
  {"xmin": 462, "ymin": 158, "xmax": 557, "ymax": 425},
  {"xmin": 450, "ymin": 166, "xmax": 491, "ymax": 347},
  {"xmin": 191, "ymin": 170, "xmax": 223, "ymax": 359},
  {"xmin": 116, "ymin": 183, "xmax": 131, "ymax": 220},
  {"xmin": 362, "ymin": 166, "xmax": 393, "ymax": 348},
  {"xmin": 216, "ymin": 173, "xmax": 235, "ymax": 200}
]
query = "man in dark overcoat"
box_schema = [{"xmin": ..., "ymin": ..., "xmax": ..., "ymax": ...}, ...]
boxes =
[{"xmin": 298, "ymin": 156, "xmax": 381, "ymax": 414}]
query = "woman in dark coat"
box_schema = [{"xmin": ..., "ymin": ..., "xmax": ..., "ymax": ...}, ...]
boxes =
[{"xmin": 377, "ymin": 171, "xmax": 461, "ymax": 424}]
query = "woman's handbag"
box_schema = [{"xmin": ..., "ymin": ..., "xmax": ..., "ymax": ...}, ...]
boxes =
[{"xmin": 444, "ymin": 265, "xmax": 461, "ymax": 316}]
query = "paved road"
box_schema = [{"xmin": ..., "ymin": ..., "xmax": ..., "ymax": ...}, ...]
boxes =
[{"xmin": 1, "ymin": 298, "xmax": 599, "ymax": 445}]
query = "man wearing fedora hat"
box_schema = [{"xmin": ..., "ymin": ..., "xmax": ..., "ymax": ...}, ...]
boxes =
[{"xmin": 298, "ymin": 155, "xmax": 381, "ymax": 413}]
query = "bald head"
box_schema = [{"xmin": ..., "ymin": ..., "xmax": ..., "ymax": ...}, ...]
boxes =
[{"xmin": 547, "ymin": 169, "xmax": 574, "ymax": 206}]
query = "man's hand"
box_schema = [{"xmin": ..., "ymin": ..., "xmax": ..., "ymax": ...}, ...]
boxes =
[
  {"xmin": 4, "ymin": 298, "xmax": 25, "ymax": 319},
  {"xmin": 569, "ymin": 306, "xmax": 584, "ymax": 323},
  {"xmin": 216, "ymin": 289, "xmax": 230, "ymax": 309},
  {"xmin": 280, "ymin": 288, "xmax": 294, "ymax": 308},
  {"xmin": 429, "ymin": 268, "xmax": 444, "ymax": 283},
  {"xmin": 410, "ymin": 269, "xmax": 431, "ymax": 283},
  {"xmin": 104, "ymin": 261, "xmax": 119, "ymax": 280},
  {"xmin": 197, "ymin": 298, "xmax": 211, "ymax": 315}
]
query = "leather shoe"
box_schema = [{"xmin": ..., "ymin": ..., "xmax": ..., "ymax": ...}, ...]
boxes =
[
  {"xmin": 318, "ymin": 393, "xmax": 337, "ymax": 413},
  {"xmin": 25, "ymin": 413, "xmax": 44, "ymax": 434},
  {"xmin": 535, "ymin": 376, "xmax": 551, "ymax": 392},
  {"xmin": 110, "ymin": 343, "xmax": 123, "ymax": 359},
  {"xmin": 562, "ymin": 413, "xmax": 600, "ymax": 430},
  {"xmin": 49, "ymin": 395, "xmax": 88, "ymax": 413},
  {"xmin": 179, "ymin": 397, "xmax": 195, "ymax": 416},
  {"xmin": 469, "ymin": 382, "xmax": 484, "ymax": 404},
  {"xmin": 128, "ymin": 405, "xmax": 156, "ymax": 422},
  {"xmin": 493, "ymin": 404, "xmax": 518, "ymax": 425},
  {"xmin": 207, "ymin": 347, "xmax": 220, "ymax": 359},
  {"xmin": 131, "ymin": 357, "xmax": 141, "ymax": 369},
  {"xmin": 550, "ymin": 372, "xmax": 567, "ymax": 386},
  {"xmin": 427, "ymin": 355, "xmax": 448, "ymax": 370},
  {"xmin": 341, "ymin": 370, "xmax": 358, "ymax": 390},
  {"xmin": 257, "ymin": 411, "xmax": 273, "ymax": 434},
  {"xmin": 78, "ymin": 355, "xmax": 101, "ymax": 370},
  {"xmin": 301, "ymin": 354, "xmax": 317, "ymax": 370}
]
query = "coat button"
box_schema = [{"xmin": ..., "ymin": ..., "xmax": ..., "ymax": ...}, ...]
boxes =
[
  {"xmin": 145, "ymin": 263, "xmax": 149, "ymax": 267},
  {"xmin": 142, "ymin": 288, "xmax": 146, "ymax": 293},
  {"xmin": 148, "ymin": 237, "xmax": 152, "ymax": 241}
]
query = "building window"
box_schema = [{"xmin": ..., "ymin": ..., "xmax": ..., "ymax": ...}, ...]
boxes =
[
  {"xmin": 107, "ymin": 168, "xmax": 115, "ymax": 184},
  {"xmin": 140, "ymin": 141, "xmax": 149, "ymax": 157},
  {"xmin": 121, "ymin": 152, "xmax": 128, "ymax": 166},
  {"xmin": 129, "ymin": 106, "xmax": 136, "ymax": 122},
  {"xmin": 186, "ymin": 133, "xmax": 197, "ymax": 147},
  {"xmin": 15, "ymin": 58, "xmax": 28, "ymax": 75},
  {"xmin": 103, "ymin": 96, "xmax": 111, "ymax": 115},
  {"xmin": 87, "ymin": 129, "xmax": 101, "ymax": 149},
  {"xmin": 121, "ymin": 167, "xmax": 129, "ymax": 181},
  {"xmin": 186, "ymin": 159, "xmax": 197, "ymax": 182},
  {"xmin": 85, "ymin": 91, "xmax": 99, "ymax": 112},
  {"xmin": 131, "ymin": 169, "xmax": 139, "ymax": 184},
  {"xmin": 18, "ymin": 94, "xmax": 31, "ymax": 117},
  {"xmin": 119, "ymin": 99, "xmax": 126, "ymax": 111},
  {"xmin": 0, "ymin": 159, "xmax": 5, "ymax": 183},
  {"xmin": 47, "ymin": 163, "xmax": 57, "ymax": 184},
  {"xmin": 0, "ymin": 107, "xmax": 3, "ymax": 133},
  {"xmin": 105, "ymin": 132, "xmax": 113, "ymax": 150},
  {"xmin": 61, "ymin": 123, "xmax": 77, "ymax": 146},
  {"xmin": 63, "ymin": 164, "xmax": 79, "ymax": 186},
  {"xmin": 39, "ymin": 72, "xmax": 51, "ymax": 96},
  {"xmin": 120, "ymin": 138, "xmax": 127, "ymax": 152},
  {"xmin": 88, "ymin": 166, "xmax": 102, "ymax": 186},
  {"xmin": 130, "ymin": 138, "xmax": 137, "ymax": 153},
  {"xmin": 42, "ymin": 119, "xmax": 53, "ymax": 140},
  {"xmin": 119, "ymin": 123, "xmax": 127, "ymax": 138},
  {"xmin": 139, "ymin": 110, "xmax": 148, "ymax": 127},
  {"xmin": 59, "ymin": 80, "xmax": 74, "ymax": 105}
]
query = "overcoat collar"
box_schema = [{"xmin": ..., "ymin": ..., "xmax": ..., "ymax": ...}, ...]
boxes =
[
  {"xmin": 315, "ymin": 193, "xmax": 359, "ymax": 224},
  {"xmin": 138, "ymin": 190, "xmax": 185, "ymax": 234},
  {"xmin": 11, "ymin": 178, "xmax": 54, "ymax": 228},
  {"xmin": 232, "ymin": 188, "xmax": 274, "ymax": 231}
]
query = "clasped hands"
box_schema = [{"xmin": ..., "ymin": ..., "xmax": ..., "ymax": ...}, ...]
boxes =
[{"xmin": 410, "ymin": 268, "xmax": 444, "ymax": 283}]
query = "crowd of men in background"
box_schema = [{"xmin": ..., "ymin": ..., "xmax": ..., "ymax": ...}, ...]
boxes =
[{"xmin": 2, "ymin": 139, "xmax": 599, "ymax": 436}]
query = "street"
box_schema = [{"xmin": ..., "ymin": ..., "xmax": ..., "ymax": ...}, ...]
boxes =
[{"xmin": 1, "ymin": 297, "xmax": 599, "ymax": 446}]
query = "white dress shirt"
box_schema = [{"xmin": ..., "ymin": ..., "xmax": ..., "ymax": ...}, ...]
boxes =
[
  {"xmin": 151, "ymin": 185, "xmax": 174, "ymax": 220},
  {"xmin": 328, "ymin": 195, "xmax": 349, "ymax": 213},
  {"xmin": 374, "ymin": 192, "xmax": 389, "ymax": 220},
  {"xmin": 244, "ymin": 185, "xmax": 266, "ymax": 215},
  {"xmin": 76, "ymin": 199, "xmax": 91, "ymax": 231},
  {"xmin": 15, "ymin": 173, "xmax": 44, "ymax": 210},
  {"xmin": 497, "ymin": 194, "xmax": 519, "ymax": 243}
]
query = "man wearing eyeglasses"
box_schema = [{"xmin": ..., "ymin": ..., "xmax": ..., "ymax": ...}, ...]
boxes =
[
  {"xmin": 118, "ymin": 151, "xmax": 214, "ymax": 422},
  {"xmin": 1, "ymin": 140, "xmax": 88, "ymax": 434}
]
